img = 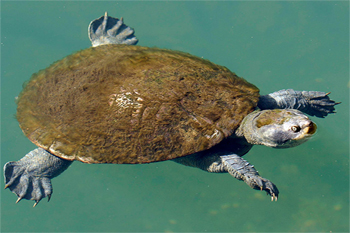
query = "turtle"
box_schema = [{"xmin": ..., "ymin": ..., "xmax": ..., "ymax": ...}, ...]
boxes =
[{"xmin": 3, "ymin": 12, "xmax": 339, "ymax": 207}]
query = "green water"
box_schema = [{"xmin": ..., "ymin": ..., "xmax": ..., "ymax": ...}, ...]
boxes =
[{"xmin": 1, "ymin": 1, "xmax": 349, "ymax": 232}]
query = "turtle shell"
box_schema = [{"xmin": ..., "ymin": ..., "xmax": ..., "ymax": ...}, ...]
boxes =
[{"xmin": 17, "ymin": 45, "xmax": 259, "ymax": 164}]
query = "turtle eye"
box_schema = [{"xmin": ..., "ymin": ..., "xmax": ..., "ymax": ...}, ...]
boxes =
[{"xmin": 291, "ymin": 126, "xmax": 301, "ymax": 132}]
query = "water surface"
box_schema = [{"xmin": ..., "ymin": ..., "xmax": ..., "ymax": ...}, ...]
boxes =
[{"xmin": 1, "ymin": 1, "xmax": 349, "ymax": 232}]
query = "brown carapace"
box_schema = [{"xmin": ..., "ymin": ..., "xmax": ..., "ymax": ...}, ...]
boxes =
[{"xmin": 17, "ymin": 45, "xmax": 259, "ymax": 164}]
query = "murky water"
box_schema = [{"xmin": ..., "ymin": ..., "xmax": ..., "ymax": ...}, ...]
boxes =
[{"xmin": 1, "ymin": 2, "xmax": 349, "ymax": 232}]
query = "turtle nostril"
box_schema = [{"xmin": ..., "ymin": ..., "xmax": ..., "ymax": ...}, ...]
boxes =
[{"xmin": 306, "ymin": 121, "xmax": 317, "ymax": 134}]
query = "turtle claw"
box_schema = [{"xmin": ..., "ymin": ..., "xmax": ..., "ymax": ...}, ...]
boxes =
[
  {"xmin": 271, "ymin": 193, "xmax": 278, "ymax": 202},
  {"xmin": 33, "ymin": 201, "xmax": 39, "ymax": 208},
  {"xmin": 16, "ymin": 197, "xmax": 22, "ymax": 204},
  {"xmin": 304, "ymin": 91, "xmax": 340, "ymax": 118},
  {"xmin": 245, "ymin": 175, "xmax": 279, "ymax": 201}
]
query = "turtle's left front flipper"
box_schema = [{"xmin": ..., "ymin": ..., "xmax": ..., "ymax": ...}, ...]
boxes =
[
  {"xmin": 258, "ymin": 89, "xmax": 340, "ymax": 118},
  {"xmin": 4, "ymin": 148, "xmax": 72, "ymax": 207}
]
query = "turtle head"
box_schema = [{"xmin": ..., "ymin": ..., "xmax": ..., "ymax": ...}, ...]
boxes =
[{"xmin": 237, "ymin": 109, "xmax": 317, "ymax": 148}]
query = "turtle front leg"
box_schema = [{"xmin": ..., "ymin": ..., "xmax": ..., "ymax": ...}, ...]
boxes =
[
  {"xmin": 173, "ymin": 153, "xmax": 279, "ymax": 201},
  {"xmin": 219, "ymin": 154, "xmax": 279, "ymax": 201},
  {"xmin": 258, "ymin": 89, "xmax": 340, "ymax": 118},
  {"xmin": 4, "ymin": 148, "xmax": 72, "ymax": 207}
]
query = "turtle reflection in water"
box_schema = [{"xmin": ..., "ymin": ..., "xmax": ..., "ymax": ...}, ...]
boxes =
[{"xmin": 4, "ymin": 12, "xmax": 339, "ymax": 206}]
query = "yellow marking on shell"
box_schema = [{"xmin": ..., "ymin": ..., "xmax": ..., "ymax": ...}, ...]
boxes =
[
  {"xmin": 108, "ymin": 90, "xmax": 144, "ymax": 118},
  {"xmin": 205, "ymin": 129, "xmax": 221, "ymax": 140},
  {"xmin": 109, "ymin": 92, "xmax": 143, "ymax": 108}
]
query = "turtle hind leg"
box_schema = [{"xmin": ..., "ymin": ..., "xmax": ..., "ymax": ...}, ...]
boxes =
[
  {"xmin": 4, "ymin": 148, "xmax": 72, "ymax": 207},
  {"xmin": 4, "ymin": 162, "xmax": 52, "ymax": 207},
  {"xmin": 88, "ymin": 12, "xmax": 138, "ymax": 47}
]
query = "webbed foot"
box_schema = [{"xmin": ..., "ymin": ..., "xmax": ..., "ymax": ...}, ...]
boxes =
[
  {"xmin": 88, "ymin": 12, "xmax": 138, "ymax": 47},
  {"xmin": 4, "ymin": 161, "xmax": 52, "ymax": 207},
  {"xmin": 3, "ymin": 148, "xmax": 72, "ymax": 207},
  {"xmin": 244, "ymin": 175, "xmax": 279, "ymax": 201},
  {"xmin": 174, "ymin": 153, "xmax": 280, "ymax": 201},
  {"xmin": 221, "ymin": 154, "xmax": 279, "ymax": 201},
  {"xmin": 258, "ymin": 89, "xmax": 340, "ymax": 118},
  {"xmin": 299, "ymin": 91, "xmax": 340, "ymax": 117}
]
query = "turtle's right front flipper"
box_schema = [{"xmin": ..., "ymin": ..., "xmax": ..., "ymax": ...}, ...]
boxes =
[
  {"xmin": 88, "ymin": 12, "xmax": 138, "ymax": 47},
  {"xmin": 174, "ymin": 153, "xmax": 279, "ymax": 201},
  {"xmin": 4, "ymin": 148, "xmax": 72, "ymax": 207},
  {"xmin": 220, "ymin": 154, "xmax": 279, "ymax": 201},
  {"xmin": 258, "ymin": 89, "xmax": 340, "ymax": 118}
]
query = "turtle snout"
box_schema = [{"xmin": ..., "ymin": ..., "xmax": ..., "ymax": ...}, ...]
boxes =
[
  {"xmin": 305, "ymin": 121, "xmax": 317, "ymax": 135},
  {"xmin": 290, "ymin": 119, "xmax": 316, "ymax": 136},
  {"xmin": 290, "ymin": 118, "xmax": 317, "ymax": 142}
]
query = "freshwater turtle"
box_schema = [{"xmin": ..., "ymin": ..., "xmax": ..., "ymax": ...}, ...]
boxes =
[{"xmin": 4, "ymin": 12, "xmax": 339, "ymax": 206}]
